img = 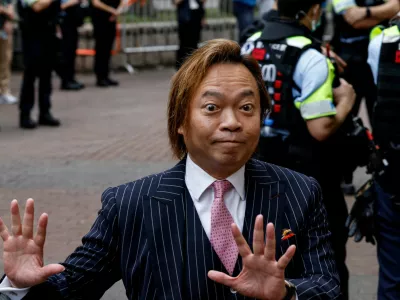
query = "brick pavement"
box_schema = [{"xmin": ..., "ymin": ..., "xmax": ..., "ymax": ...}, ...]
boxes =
[{"xmin": 0, "ymin": 70, "xmax": 377, "ymax": 299}]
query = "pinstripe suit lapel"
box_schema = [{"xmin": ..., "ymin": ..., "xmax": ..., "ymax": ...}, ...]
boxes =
[
  {"xmin": 142, "ymin": 159, "xmax": 187, "ymax": 300},
  {"xmin": 242, "ymin": 159, "xmax": 287, "ymax": 257}
]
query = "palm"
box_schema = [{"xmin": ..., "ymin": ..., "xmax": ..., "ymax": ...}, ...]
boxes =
[
  {"xmin": 208, "ymin": 216, "xmax": 296, "ymax": 300},
  {"xmin": 234, "ymin": 256, "xmax": 284, "ymax": 298},
  {"xmin": 0, "ymin": 199, "xmax": 65, "ymax": 288}
]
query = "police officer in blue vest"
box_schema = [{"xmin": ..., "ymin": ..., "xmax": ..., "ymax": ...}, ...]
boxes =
[
  {"xmin": 241, "ymin": 0, "xmax": 358, "ymax": 298},
  {"xmin": 17, "ymin": 0, "xmax": 61, "ymax": 129},
  {"xmin": 347, "ymin": 16, "xmax": 400, "ymax": 300}
]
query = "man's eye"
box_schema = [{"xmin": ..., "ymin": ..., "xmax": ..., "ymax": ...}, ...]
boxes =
[
  {"xmin": 242, "ymin": 104, "xmax": 253, "ymax": 112},
  {"xmin": 206, "ymin": 104, "xmax": 217, "ymax": 111}
]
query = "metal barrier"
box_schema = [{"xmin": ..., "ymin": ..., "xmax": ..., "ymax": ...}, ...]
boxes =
[{"xmin": 118, "ymin": 0, "xmax": 235, "ymax": 72}]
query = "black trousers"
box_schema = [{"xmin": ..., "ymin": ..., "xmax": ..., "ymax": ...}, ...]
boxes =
[
  {"xmin": 176, "ymin": 9, "xmax": 202, "ymax": 69},
  {"xmin": 339, "ymin": 44, "xmax": 377, "ymax": 184},
  {"xmin": 92, "ymin": 17, "xmax": 116, "ymax": 81},
  {"xmin": 19, "ymin": 33, "xmax": 55, "ymax": 116},
  {"xmin": 60, "ymin": 19, "xmax": 79, "ymax": 83}
]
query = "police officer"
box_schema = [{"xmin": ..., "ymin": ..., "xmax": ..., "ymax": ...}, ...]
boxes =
[
  {"xmin": 332, "ymin": 0, "xmax": 399, "ymax": 194},
  {"xmin": 58, "ymin": 0, "xmax": 86, "ymax": 90},
  {"xmin": 366, "ymin": 18, "xmax": 400, "ymax": 300},
  {"xmin": 241, "ymin": 0, "xmax": 356, "ymax": 298},
  {"xmin": 18, "ymin": 0, "xmax": 61, "ymax": 129},
  {"xmin": 91, "ymin": 0, "xmax": 121, "ymax": 87}
]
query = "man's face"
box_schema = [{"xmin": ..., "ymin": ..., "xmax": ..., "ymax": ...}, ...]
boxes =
[{"xmin": 178, "ymin": 63, "xmax": 261, "ymax": 176}]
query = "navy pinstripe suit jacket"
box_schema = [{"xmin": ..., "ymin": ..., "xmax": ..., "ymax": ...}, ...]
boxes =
[{"xmin": 22, "ymin": 158, "xmax": 341, "ymax": 300}]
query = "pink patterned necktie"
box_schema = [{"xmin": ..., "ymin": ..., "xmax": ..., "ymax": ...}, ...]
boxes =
[{"xmin": 210, "ymin": 180, "xmax": 239, "ymax": 275}]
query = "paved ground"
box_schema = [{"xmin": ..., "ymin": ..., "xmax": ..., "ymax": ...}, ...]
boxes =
[{"xmin": 0, "ymin": 69, "xmax": 376, "ymax": 299}]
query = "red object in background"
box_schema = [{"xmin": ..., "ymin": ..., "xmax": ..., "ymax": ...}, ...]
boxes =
[
  {"xmin": 252, "ymin": 48, "xmax": 266, "ymax": 61},
  {"xmin": 396, "ymin": 50, "xmax": 400, "ymax": 64},
  {"xmin": 274, "ymin": 93, "xmax": 281, "ymax": 101},
  {"xmin": 273, "ymin": 104, "xmax": 281, "ymax": 113},
  {"xmin": 274, "ymin": 80, "xmax": 282, "ymax": 89}
]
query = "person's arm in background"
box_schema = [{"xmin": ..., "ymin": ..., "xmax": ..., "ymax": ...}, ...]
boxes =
[
  {"xmin": 92, "ymin": 0, "xmax": 118, "ymax": 15},
  {"xmin": 344, "ymin": 0, "xmax": 400, "ymax": 29},
  {"xmin": 61, "ymin": 0, "xmax": 80, "ymax": 10},
  {"xmin": 292, "ymin": 48, "xmax": 356, "ymax": 141},
  {"xmin": 23, "ymin": 0, "xmax": 56, "ymax": 13},
  {"xmin": 0, "ymin": 2, "xmax": 14, "ymax": 20}
]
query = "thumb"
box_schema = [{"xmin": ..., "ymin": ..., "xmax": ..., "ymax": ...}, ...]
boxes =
[
  {"xmin": 41, "ymin": 264, "xmax": 65, "ymax": 279},
  {"xmin": 208, "ymin": 270, "xmax": 234, "ymax": 287}
]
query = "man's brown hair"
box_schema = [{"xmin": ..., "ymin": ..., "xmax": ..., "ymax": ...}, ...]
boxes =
[{"xmin": 168, "ymin": 38, "xmax": 271, "ymax": 159}]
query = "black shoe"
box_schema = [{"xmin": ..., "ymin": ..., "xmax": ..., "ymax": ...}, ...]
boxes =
[
  {"xmin": 61, "ymin": 81, "xmax": 83, "ymax": 91},
  {"xmin": 38, "ymin": 113, "xmax": 61, "ymax": 127},
  {"xmin": 20, "ymin": 116, "xmax": 37, "ymax": 129},
  {"xmin": 105, "ymin": 78, "xmax": 119, "ymax": 86},
  {"xmin": 72, "ymin": 80, "xmax": 85, "ymax": 89},
  {"xmin": 96, "ymin": 79, "xmax": 109, "ymax": 87}
]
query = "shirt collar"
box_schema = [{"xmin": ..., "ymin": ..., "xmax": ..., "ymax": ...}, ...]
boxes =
[{"xmin": 185, "ymin": 154, "xmax": 246, "ymax": 202}]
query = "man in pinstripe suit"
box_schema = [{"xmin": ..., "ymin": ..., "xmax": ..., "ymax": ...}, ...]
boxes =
[{"xmin": 0, "ymin": 39, "xmax": 341, "ymax": 299}]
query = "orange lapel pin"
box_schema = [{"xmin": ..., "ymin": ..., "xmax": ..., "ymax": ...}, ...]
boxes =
[{"xmin": 281, "ymin": 229, "xmax": 295, "ymax": 241}]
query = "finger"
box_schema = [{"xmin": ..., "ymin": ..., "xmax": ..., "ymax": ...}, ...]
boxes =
[
  {"xmin": 0, "ymin": 217, "xmax": 10, "ymax": 241},
  {"xmin": 277, "ymin": 245, "xmax": 296, "ymax": 270},
  {"xmin": 207, "ymin": 270, "xmax": 234, "ymax": 287},
  {"xmin": 264, "ymin": 223, "xmax": 276, "ymax": 261},
  {"xmin": 22, "ymin": 199, "xmax": 35, "ymax": 239},
  {"xmin": 34, "ymin": 213, "xmax": 48, "ymax": 247},
  {"xmin": 11, "ymin": 199, "xmax": 22, "ymax": 236},
  {"xmin": 231, "ymin": 223, "xmax": 252, "ymax": 257},
  {"xmin": 40, "ymin": 264, "xmax": 65, "ymax": 280},
  {"xmin": 252, "ymin": 215, "xmax": 265, "ymax": 256}
]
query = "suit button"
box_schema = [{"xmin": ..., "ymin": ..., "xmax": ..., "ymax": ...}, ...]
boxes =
[{"xmin": 230, "ymin": 288, "xmax": 237, "ymax": 294}]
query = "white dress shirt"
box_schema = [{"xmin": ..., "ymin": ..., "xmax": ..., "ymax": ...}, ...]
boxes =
[{"xmin": 185, "ymin": 154, "xmax": 246, "ymax": 239}]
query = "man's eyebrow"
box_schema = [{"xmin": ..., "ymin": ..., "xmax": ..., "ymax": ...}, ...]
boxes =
[
  {"xmin": 239, "ymin": 89, "xmax": 256, "ymax": 98},
  {"xmin": 201, "ymin": 90, "xmax": 224, "ymax": 99},
  {"xmin": 200, "ymin": 89, "xmax": 256, "ymax": 99}
]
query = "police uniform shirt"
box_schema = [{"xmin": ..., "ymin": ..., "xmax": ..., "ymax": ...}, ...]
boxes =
[
  {"xmin": 243, "ymin": 34, "xmax": 337, "ymax": 120},
  {"xmin": 367, "ymin": 32, "xmax": 384, "ymax": 84},
  {"xmin": 367, "ymin": 24, "xmax": 400, "ymax": 84},
  {"xmin": 291, "ymin": 47, "xmax": 337, "ymax": 120}
]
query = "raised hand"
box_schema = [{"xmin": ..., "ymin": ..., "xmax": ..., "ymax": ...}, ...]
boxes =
[
  {"xmin": 208, "ymin": 215, "xmax": 296, "ymax": 300},
  {"xmin": 0, "ymin": 199, "xmax": 65, "ymax": 288}
]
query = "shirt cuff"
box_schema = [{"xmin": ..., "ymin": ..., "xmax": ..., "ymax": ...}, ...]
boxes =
[{"xmin": 0, "ymin": 277, "xmax": 30, "ymax": 300}]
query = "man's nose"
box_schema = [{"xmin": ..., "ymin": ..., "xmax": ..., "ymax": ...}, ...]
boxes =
[{"xmin": 220, "ymin": 109, "xmax": 242, "ymax": 131}]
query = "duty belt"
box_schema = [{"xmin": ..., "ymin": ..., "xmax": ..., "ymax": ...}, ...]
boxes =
[{"xmin": 340, "ymin": 35, "xmax": 369, "ymax": 44}]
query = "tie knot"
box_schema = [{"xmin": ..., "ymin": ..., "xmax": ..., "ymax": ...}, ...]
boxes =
[{"xmin": 212, "ymin": 180, "xmax": 232, "ymax": 199}]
